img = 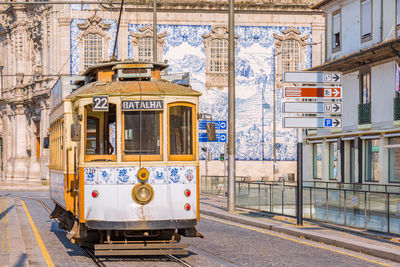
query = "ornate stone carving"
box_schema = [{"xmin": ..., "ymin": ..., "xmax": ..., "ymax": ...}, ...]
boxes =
[
  {"xmin": 273, "ymin": 27, "xmax": 310, "ymax": 88},
  {"xmin": 77, "ymin": 14, "xmax": 112, "ymax": 73},
  {"xmin": 130, "ymin": 25, "xmax": 167, "ymax": 61},
  {"xmin": 78, "ymin": 13, "xmax": 111, "ymax": 31},
  {"xmin": 202, "ymin": 25, "xmax": 238, "ymax": 90},
  {"xmin": 15, "ymin": 104, "xmax": 25, "ymax": 115}
]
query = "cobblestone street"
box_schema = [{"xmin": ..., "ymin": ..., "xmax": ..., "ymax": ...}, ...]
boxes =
[{"xmin": 0, "ymin": 191, "xmax": 398, "ymax": 267}]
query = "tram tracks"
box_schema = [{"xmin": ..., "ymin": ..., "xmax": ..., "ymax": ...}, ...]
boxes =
[{"xmin": 26, "ymin": 196, "xmax": 195, "ymax": 267}]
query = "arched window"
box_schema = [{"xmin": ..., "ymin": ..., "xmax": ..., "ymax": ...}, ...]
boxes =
[
  {"xmin": 281, "ymin": 40, "xmax": 300, "ymax": 72},
  {"xmin": 138, "ymin": 37, "xmax": 153, "ymax": 61},
  {"xmin": 210, "ymin": 39, "xmax": 228, "ymax": 73},
  {"xmin": 84, "ymin": 33, "xmax": 103, "ymax": 69}
]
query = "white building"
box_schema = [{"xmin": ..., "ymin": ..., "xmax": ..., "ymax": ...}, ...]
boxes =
[
  {"xmin": 304, "ymin": 0, "xmax": 400, "ymax": 184},
  {"xmin": 0, "ymin": 1, "xmax": 323, "ymax": 183}
]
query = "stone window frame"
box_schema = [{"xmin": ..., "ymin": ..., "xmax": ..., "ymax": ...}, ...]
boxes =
[
  {"xmin": 202, "ymin": 25, "xmax": 237, "ymax": 90},
  {"xmin": 360, "ymin": 0, "xmax": 373, "ymax": 43},
  {"xmin": 331, "ymin": 9, "xmax": 342, "ymax": 53},
  {"xmin": 130, "ymin": 25, "xmax": 166, "ymax": 62},
  {"xmin": 273, "ymin": 27, "xmax": 309, "ymax": 87},
  {"xmin": 77, "ymin": 14, "xmax": 111, "ymax": 73}
]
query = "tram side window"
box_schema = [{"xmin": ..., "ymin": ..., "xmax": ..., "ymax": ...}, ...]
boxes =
[
  {"xmin": 169, "ymin": 105, "xmax": 193, "ymax": 155},
  {"xmin": 124, "ymin": 111, "xmax": 161, "ymax": 155},
  {"xmin": 85, "ymin": 104, "xmax": 116, "ymax": 156}
]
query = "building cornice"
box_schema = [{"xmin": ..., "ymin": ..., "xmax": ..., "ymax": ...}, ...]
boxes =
[{"xmin": 308, "ymin": 38, "xmax": 400, "ymax": 73}]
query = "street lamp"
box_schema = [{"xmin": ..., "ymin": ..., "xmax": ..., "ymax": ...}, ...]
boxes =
[{"xmin": 272, "ymin": 48, "xmax": 287, "ymax": 181}]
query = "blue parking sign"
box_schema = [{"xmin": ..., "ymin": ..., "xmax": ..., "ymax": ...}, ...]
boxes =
[{"xmin": 324, "ymin": 118, "xmax": 333, "ymax": 127}]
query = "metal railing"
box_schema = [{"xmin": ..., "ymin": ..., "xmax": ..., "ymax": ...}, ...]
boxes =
[
  {"xmin": 358, "ymin": 103, "xmax": 371, "ymax": 125},
  {"xmin": 394, "ymin": 97, "xmax": 400, "ymax": 121},
  {"xmin": 235, "ymin": 180, "xmax": 400, "ymax": 235},
  {"xmin": 201, "ymin": 175, "xmax": 250, "ymax": 196},
  {"xmin": 303, "ymin": 181, "xmax": 400, "ymax": 193}
]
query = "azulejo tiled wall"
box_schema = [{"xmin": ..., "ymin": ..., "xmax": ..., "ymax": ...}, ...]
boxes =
[{"xmin": 70, "ymin": 22, "xmax": 312, "ymax": 162}]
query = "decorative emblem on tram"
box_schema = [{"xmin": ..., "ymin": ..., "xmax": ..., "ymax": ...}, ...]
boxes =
[
  {"xmin": 185, "ymin": 169, "xmax": 194, "ymax": 182},
  {"xmin": 117, "ymin": 168, "xmax": 130, "ymax": 183},
  {"xmin": 169, "ymin": 168, "xmax": 180, "ymax": 183}
]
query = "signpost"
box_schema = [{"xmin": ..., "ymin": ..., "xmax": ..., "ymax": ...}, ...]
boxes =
[
  {"xmin": 282, "ymin": 70, "xmax": 343, "ymax": 227},
  {"xmin": 283, "ymin": 102, "xmax": 342, "ymax": 114},
  {"xmin": 284, "ymin": 86, "xmax": 341, "ymax": 98},
  {"xmin": 283, "ymin": 117, "xmax": 342, "ymax": 128},
  {"xmin": 283, "ymin": 71, "xmax": 342, "ymax": 84}
]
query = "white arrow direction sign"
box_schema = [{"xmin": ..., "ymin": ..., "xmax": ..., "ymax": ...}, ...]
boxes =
[
  {"xmin": 283, "ymin": 102, "xmax": 342, "ymax": 114},
  {"xmin": 283, "ymin": 117, "xmax": 342, "ymax": 128},
  {"xmin": 283, "ymin": 71, "xmax": 342, "ymax": 84}
]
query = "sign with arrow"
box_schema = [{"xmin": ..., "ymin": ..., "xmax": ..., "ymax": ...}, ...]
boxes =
[
  {"xmin": 283, "ymin": 71, "xmax": 342, "ymax": 84},
  {"xmin": 284, "ymin": 86, "xmax": 342, "ymax": 98},
  {"xmin": 283, "ymin": 117, "xmax": 342, "ymax": 128},
  {"xmin": 283, "ymin": 102, "xmax": 342, "ymax": 114}
]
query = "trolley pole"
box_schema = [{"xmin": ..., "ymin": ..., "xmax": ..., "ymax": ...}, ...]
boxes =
[
  {"xmin": 296, "ymin": 129, "xmax": 303, "ymax": 225},
  {"xmin": 227, "ymin": 0, "xmax": 236, "ymax": 212},
  {"xmin": 153, "ymin": 0, "xmax": 157, "ymax": 62}
]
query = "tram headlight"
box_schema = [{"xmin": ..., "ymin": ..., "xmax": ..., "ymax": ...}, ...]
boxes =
[{"xmin": 132, "ymin": 183, "xmax": 154, "ymax": 205}]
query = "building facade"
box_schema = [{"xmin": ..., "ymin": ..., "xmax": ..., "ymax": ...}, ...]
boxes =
[
  {"xmin": 0, "ymin": 0, "xmax": 323, "ymax": 183},
  {"xmin": 304, "ymin": 0, "xmax": 400, "ymax": 184}
]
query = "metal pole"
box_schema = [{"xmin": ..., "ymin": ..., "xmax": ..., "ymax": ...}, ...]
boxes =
[
  {"xmin": 273, "ymin": 48, "xmax": 276, "ymax": 181},
  {"xmin": 296, "ymin": 129, "xmax": 303, "ymax": 225},
  {"xmin": 153, "ymin": 0, "xmax": 157, "ymax": 62},
  {"xmin": 112, "ymin": 0, "xmax": 124, "ymax": 60},
  {"xmin": 227, "ymin": 0, "xmax": 236, "ymax": 212}
]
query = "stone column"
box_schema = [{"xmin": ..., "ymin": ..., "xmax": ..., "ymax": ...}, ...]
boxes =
[
  {"xmin": 5, "ymin": 107, "xmax": 14, "ymax": 179},
  {"xmin": 12, "ymin": 103, "xmax": 29, "ymax": 180},
  {"xmin": 58, "ymin": 18, "xmax": 71, "ymax": 75}
]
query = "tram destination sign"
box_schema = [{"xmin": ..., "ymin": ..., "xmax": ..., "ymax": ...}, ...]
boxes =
[
  {"xmin": 283, "ymin": 102, "xmax": 342, "ymax": 114},
  {"xmin": 283, "ymin": 117, "xmax": 342, "ymax": 128},
  {"xmin": 283, "ymin": 71, "xmax": 342, "ymax": 84},
  {"xmin": 284, "ymin": 86, "xmax": 342, "ymax": 99},
  {"xmin": 122, "ymin": 100, "xmax": 163, "ymax": 111}
]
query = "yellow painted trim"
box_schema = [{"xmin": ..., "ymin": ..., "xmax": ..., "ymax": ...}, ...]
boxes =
[
  {"xmin": 196, "ymin": 165, "xmax": 200, "ymax": 222},
  {"xmin": 79, "ymin": 167, "xmax": 85, "ymax": 222},
  {"xmin": 167, "ymin": 102, "xmax": 196, "ymax": 161},
  {"xmin": 20, "ymin": 200, "xmax": 55, "ymax": 267},
  {"xmin": 84, "ymin": 154, "xmax": 117, "ymax": 162},
  {"xmin": 201, "ymin": 215, "xmax": 393, "ymax": 267},
  {"xmin": 122, "ymin": 111, "xmax": 163, "ymax": 162}
]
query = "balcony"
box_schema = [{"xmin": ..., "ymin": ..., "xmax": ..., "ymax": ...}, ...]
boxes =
[
  {"xmin": 395, "ymin": 97, "xmax": 400, "ymax": 121},
  {"xmin": 358, "ymin": 103, "xmax": 371, "ymax": 125}
]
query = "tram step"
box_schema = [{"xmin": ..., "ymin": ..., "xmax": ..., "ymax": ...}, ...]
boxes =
[{"xmin": 94, "ymin": 242, "xmax": 189, "ymax": 256}]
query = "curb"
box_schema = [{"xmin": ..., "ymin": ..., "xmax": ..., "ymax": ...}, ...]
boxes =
[{"xmin": 201, "ymin": 209, "xmax": 400, "ymax": 263}]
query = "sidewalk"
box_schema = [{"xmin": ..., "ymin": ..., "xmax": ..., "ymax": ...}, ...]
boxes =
[
  {"xmin": 200, "ymin": 194, "xmax": 400, "ymax": 263},
  {"xmin": 0, "ymin": 181, "xmax": 49, "ymax": 191},
  {"xmin": 0, "ymin": 197, "xmax": 29, "ymax": 267}
]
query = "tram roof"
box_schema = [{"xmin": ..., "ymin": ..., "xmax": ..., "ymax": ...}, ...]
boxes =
[
  {"xmin": 82, "ymin": 60, "xmax": 169, "ymax": 76},
  {"xmin": 66, "ymin": 80, "xmax": 202, "ymax": 100}
]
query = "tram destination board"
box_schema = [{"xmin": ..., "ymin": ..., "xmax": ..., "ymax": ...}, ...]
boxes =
[{"xmin": 122, "ymin": 100, "xmax": 163, "ymax": 111}]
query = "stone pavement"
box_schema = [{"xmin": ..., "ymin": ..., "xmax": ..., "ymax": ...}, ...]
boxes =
[
  {"xmin": 200, "ymin": 194, "xmax": 400, "ymax": 263},
  {"xmin": 0, "ymin": 197, "xmax": 29, "ymax": 267}
]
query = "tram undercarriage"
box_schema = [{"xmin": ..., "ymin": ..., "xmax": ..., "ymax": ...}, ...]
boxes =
[{"xmin": 50, "ymin": 204, "xmax": 202, "ymax": 255}]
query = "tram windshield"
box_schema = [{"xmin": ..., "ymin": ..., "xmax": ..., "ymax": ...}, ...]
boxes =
[
  {"xmin": 85, "ymin": 104, "xmax": 116, "ymax": 157},
  {"xmin": 169, "ymin": 105, "xmax": 193, "ymax": 155},
  {"xmin": 124, "ymin": 111, "xmax": 161, "ymax": 155}
]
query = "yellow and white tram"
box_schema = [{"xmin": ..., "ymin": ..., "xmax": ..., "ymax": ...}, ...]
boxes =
[{"xmin": 49, "ymin": 61, "xmax": 209, "ymax": 255}]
